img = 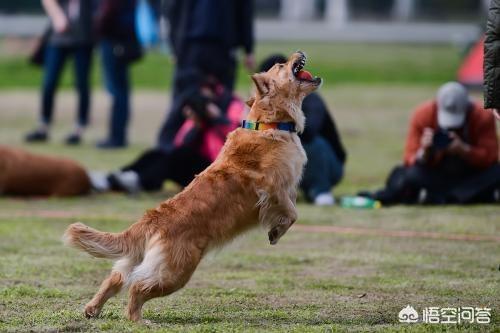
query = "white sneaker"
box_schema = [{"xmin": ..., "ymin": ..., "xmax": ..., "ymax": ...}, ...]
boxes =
[
  {"xmin": 314, "ymin": 192, "xmax": 335, "ymax": 206},
  {"xmin": 113, "ymin": 170, "xmax": 141, "ymax": 194},
  {"xmin": 418, "ymin": 189, "xmax": 428, "ymax": 204},
  {"xmin": 87, "ymin": 171, "xmax": 110, "ymax": 192}
]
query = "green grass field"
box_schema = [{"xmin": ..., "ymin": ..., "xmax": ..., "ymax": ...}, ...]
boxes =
[
  {"xmin": 0, "ymin": 41, "xmax": 463, "ymax": 89},
  {"xmin": 0, "ymin": 41, "xmax": 498, "ymax": 332}
]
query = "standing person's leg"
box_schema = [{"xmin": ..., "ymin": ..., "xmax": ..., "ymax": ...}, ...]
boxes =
[
  {"xmin": 98, "ymin": 40, "xmax": 130, "ymax": 149},
  {"xmin": 195, "ymin": 42, "xmax": 234, "ymax": 91},
  {"xmin": 156, "ymin": 67, "xmax": 189, "ymax": 149},
  {"xmin": 157, "ymin": 43, "xmax": 202, "ymax": 149},
  {"xmin": 25, "ymin": 45, "xmax": 68, "ymax": 142},
  {"xmin": 222, "ymin": 50, "xmax": 237, "ymax": 91},
  {"xmin": 301, "ymin": 136, "xmax": 343, "ymax": 205},
  {"xmin": 66, "ymin": 44, "xmax": 93, "ymax": 145}
]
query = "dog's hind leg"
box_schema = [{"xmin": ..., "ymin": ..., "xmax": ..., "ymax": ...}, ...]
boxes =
[
  {"xmin": 125, "ymin": 245, "xmax": 202, "ymax": 322},
  {"xmin": 84, "ymin": 258, "xmax": 134, "ymax": 318}
]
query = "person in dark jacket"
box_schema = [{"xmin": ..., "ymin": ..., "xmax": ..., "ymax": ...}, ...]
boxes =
[
  {"xmin": 95, "ymin": 0, "xmax": 141, "ymax": 149},
  {"xmin": 259, "ymin": 55, "xmax": 347, "ymax": 205},
  {"xmin": 25, "ymin": 0, "xmax": 94, "ymax": 145},
  {"xmin": 157, "ymin": 0, "xmax": 254, "ymax": 149},
  {"xmin": 484, "ymin": 0, "xmax": 500, "ymax": 120}
]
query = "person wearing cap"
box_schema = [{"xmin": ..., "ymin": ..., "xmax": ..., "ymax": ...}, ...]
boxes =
[{"xmin": 365, "ymin": 82, "xmax": 499, "ymax": 205}]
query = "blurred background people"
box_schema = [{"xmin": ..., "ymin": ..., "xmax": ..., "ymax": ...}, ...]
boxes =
[
  {"xmin": 95, "ymin": 0, "xmax": 141, "ymax": 149},
  {"xmin": 157, "ymin": 0, "xmax": 254, "ymax": 149},
  {"xmin": 25, "ymin": 0, "xmax": 94, "ymax": 145},
  {"xmin": 484, "ymin": 0, "xmax": 500, "ymax": 120},
  {"xmin": 91, "ymin": 80, "xmax": 245, "ymax": 193},
  {"xmin": 365, "ymin": 82, "xmax": 499, "ymax": 205},
  {"xmin": 258, "ymin": 54, "xmax": 346, "ymax": 206}
]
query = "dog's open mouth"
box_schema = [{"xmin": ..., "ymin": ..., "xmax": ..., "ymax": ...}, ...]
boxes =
[{"xmin": 292, "ymin": 53, "xmax": 321, "ymax": 84}]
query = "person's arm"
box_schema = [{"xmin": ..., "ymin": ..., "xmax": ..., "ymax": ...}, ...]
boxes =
[
  {"xmin": 484, "ymin": 0, "xmax": 500, "ymax": 109},
  {"xmin": 41, "ymin": 0, "xmax": 68, "ymax": 33},
  {"xmin": 163, "ymin": 0, "xmax": 183, "ymax": 57},
  {"xmin": 237, "ymin": 0, "xmax": 255, "ymax": 71},
  {"xmin": 404, "ymin": 104, "xmax": 433, "ymax": 166},
  {"xmin": 447, "ymin": 112, "xmax": 499, "ymax": 169},
  {"xmin": 207, "ymin": 98, "xmax": 244, "ymax": 139},
  {"xmin": 95, "ymin": 0, "xmax": 121, "ymax": 36}
]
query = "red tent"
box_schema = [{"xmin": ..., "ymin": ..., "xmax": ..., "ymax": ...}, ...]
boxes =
[{"xmin": 457, "ymin": 37, "xmax": 484, "ymax": 87}]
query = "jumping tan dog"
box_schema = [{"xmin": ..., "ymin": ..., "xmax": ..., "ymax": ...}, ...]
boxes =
[
  {"xmin": 64, "ymin": 51, "xmax": 322, "ymax": 322},
  {"xmin": 0, "ymin": 145, "xmax": 90, "ymax": 196}
]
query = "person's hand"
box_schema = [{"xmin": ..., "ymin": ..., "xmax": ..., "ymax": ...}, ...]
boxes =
[
  {"xmin": 183, "ymin": 106, "xmax": 202, "ymax": 127},
  {"xmin": 447, "ymin": 132, "xmax": 470, "ymax": 156},
  {"xmin": 205, "ymin": 103, "xmax": 221, "ymax": 120},
  {"xmin": 420, "ymin": 127, "xmax": 434, "ymax": 150},
  {"xmin": 493, "ymin": 108, "xmax": 500, "ymax": 121},
  {"xmin": 52, "ymin": 13, "xmax": 69, "ymax": 33},
  {"xmin": 244, "ymin": 53, "xmax": 255, "ymax": 72}
]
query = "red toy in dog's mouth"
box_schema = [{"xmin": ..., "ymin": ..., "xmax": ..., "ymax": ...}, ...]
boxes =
[
  {"xmin": 296, "ymin": 70, "xmax": 313, "ymax": 81},
  {"xmin": 292, "ymin": 53, "xmax": 321, "ymax": 83}
]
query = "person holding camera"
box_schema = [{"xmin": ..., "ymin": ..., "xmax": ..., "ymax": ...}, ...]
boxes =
[
  {"xmin": 364, "ymin": 82, "xmax": 499, "ymax": 205},
  {"xmin": 89, "ymin": 83, "xmax": 244, "ymax": 193}
]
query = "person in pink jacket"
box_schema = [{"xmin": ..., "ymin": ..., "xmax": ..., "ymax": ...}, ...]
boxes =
[{"xmin": 91, "ymin": 81, "xmax": 245, "ymax": 193}]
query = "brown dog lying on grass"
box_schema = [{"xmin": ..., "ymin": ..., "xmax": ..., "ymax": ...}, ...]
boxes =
[
  {"xmin": 64, "ymin": 51, "xmax": 322, "ymax": 322},
  {"xmin": 0, "ymin": 145, "xmax": 91, "ymax": 196}
]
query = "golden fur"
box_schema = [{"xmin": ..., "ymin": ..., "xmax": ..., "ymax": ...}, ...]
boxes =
[
  {"xmin": 63, "ymin": 51, "xmax": 322, "ymax": 322},
  {"xmin": 0, "ymin": 145, "xmax": 91, "ymax": 196}
]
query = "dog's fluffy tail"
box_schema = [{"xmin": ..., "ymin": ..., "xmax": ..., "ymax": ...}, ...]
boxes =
[{"xmin": 63, "ymin": 222, "xmax": 133, "ymax": 259}]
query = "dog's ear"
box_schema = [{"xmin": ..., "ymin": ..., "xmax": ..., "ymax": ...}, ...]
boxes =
[
  {"xmin": 246, "ymin": 96, "xmax": 255, "ymax": 108},
  {"xmin": 251, "ymin": 73, "xmax": 271, "ymax": 96}
]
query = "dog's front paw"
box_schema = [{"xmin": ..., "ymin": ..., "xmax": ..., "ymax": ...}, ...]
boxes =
[
  {"xmin": 84, "ymin": 303, "xmax": 101, "ymax": 318},
  {"xmin": 268, "ymin": 227, "xmax": 279, "ymax": 245},
  {"xmin": 268, "ymin": 217, "xmax": 295, "ymax": 245}
]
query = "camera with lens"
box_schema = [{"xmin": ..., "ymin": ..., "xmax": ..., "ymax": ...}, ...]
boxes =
[{"xmin": 432, "ymin": 128, "xmax": 452, "ymax": 150}]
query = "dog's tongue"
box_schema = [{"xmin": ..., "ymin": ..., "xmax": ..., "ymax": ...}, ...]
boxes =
[{"xmin": 297, "ymin": 70, "xmax": 313, "ymax": 81}]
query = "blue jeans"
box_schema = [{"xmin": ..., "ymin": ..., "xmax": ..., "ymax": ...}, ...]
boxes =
[
  {"xmin": 100, "ymin": 40, "xmax": 131, "ymax": 145},
  {"xmin": 41, "ymin": 44, "xmax": 92, "ymax": 126},
  {"xmin": 301, "ymin": 136, "xmax": 344, "ymax": 201}
]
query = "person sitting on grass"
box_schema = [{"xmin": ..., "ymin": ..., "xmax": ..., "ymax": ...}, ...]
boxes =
[
  {"xmin": 90, "ymin": 80, "xmax": 244, "ymax": 193},
  {"xmin": 363, "ymin": 82, "xmax": 499, "ymax": 205},
  {"xmin": 258, "ymin": 54, "xmax": 347, "ymax": 206}
]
